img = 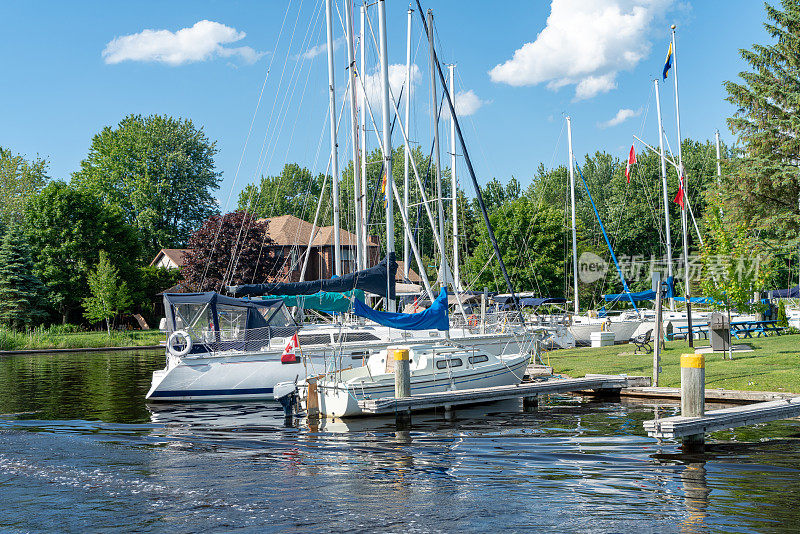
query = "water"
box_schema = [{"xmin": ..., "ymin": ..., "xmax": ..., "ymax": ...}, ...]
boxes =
[{"xmin": 1, "ymin": 350, "xmax": 800, "ymax": 533}]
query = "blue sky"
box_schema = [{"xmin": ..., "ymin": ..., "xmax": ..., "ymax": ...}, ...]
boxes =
[{"xmin": 0, "ymin": 1, "xmax": 768, "ymax": 209}]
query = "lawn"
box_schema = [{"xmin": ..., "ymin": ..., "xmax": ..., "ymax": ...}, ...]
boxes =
[
  {"xmin": 0, "ymin": 328, "xmax": 165, "ymax": 351},
  {"xmin": 545, "ymin": 333, "xmax": 800, "ymax": 394}
]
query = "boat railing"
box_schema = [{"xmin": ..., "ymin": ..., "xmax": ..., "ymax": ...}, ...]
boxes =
[{"xmin": 177, "ymin": 325, "xmax": 297, "ymax": 355}]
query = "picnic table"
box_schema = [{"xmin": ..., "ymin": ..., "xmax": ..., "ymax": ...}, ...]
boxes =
[
  {"xmin": 670, "ymin": 323, "xmax": 710, "ymax": 340},
  {"xmin": 730, "ymin": 320, "xmax": 784, "ymax": 339}
]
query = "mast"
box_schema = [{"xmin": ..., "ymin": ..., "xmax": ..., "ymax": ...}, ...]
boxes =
[
  {"xmin": 360, "ymin": 5, "xmax": 368, "ymax": 268},
  {"xmin": 672, "ymin": 24, "xmax": 693, "ymax": 346},
  {"xmin": 377, "ymin": 0, "xmax": 395, "ymax": 312},
  {"xmin": 449, "ymin": 63, "xmax": 461, "ymax": 292},
  {"xmin": 344, "ymin": 0, "xmax": 361, "ymax": 271},
  {"xmin": 715, "ymin": 129, "xmax": 724, "ymax": 218},
  {"xmin": 567, "ymin": 116, "xmax": 579, "ymax": 315},
  {"xmin": 655, "ymin": 78, "xmax": 674, "ymax": 309},
  {"xmin": 414, "ymin": 1, "xmax": 524, "ymax": 319},
  {"xmin": 403, "ymin": 6, "xmax": 412, "ymax": 280},
  {"xmin": 325, "ymin": 0, "xmax": 342, "ymax": 276},
  {"xmin": 427, "ymin": 9, "xmax": 450, "ymax": 289}
]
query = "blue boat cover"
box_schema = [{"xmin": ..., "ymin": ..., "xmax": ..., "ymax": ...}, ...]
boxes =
[
  {"xmin": 228, "ymin": 253, "xmax": 397, "ymax": 299},
  {"xmin": 353, "ymin": 287, "xmax": 449, "ymax": 331},
  {"xmin": 604, "ymin": 277, "xmax": 675, "ymax": 303},
  {"xmin": 771, "ymin": 286, "xmax": 799, "ymax": 298}
]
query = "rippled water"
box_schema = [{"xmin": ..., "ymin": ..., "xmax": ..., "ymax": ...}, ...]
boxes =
[{"xmin": 1, "ymin": 350, "xmax": 800, "ymax": 533}]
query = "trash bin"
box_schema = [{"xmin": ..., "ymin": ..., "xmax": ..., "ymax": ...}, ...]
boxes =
[{"xmin": 710, "ymin": 312, "xmax": 730, "ymax": 351}]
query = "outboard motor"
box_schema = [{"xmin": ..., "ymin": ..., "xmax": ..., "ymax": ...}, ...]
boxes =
[{"xmin": 274, "ymin": 380, "xmax": 298, "ymax": 420}]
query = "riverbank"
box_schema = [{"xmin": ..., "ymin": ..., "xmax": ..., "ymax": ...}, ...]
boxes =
[
  {"xmin": 546, "ymin": 333, "xmax": 800, "ymax": 394},
  {"xmin": 0, "ymin": 328, "xmax": 165, "ymax": 352}
]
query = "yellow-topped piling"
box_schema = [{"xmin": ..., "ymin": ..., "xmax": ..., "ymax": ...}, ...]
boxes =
[{"xmin": 681, "ymin": 353, "xmax": 705, "ymax": 447}]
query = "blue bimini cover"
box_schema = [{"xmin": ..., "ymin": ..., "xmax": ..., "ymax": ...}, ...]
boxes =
[{"xmin": 353, "ymin": 287, "xmax": 449, "ymax": 331}]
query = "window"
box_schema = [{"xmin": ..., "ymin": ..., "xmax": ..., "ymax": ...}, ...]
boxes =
[
  {"xmin": 436, "ymin": 358, "xmax": 463, "ymax": 370},
  {"xmin": 216, "ymin": 305, "xmax": 247, "ymax": 341},
  {"xmin": 468, "ymin": 354, "xmax": 489, "ymax": 365}
]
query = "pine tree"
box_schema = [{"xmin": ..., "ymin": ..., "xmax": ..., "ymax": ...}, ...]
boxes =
[
  {"xmin": 83, "ymin": 250, "xmax": 132, "ymax": 335},
  {"xmin": 723, "ymin": 0, "xmax": 800, "ymax": 245},
  {"xmin": 0, "ymin": 223, "xmax": 46, "ymax": 329}
]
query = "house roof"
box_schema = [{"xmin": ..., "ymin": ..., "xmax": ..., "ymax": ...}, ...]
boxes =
[
  {"xmin": 395, "ymin": 260, "xmax": 422, "ymax": 283},
  {"xmin": 260, "ymin": 214, "xmax": 379, "ymax": 247},
  {"xmin": 150, "ymin": 248, "xmax": 190, "ymax": 267}
]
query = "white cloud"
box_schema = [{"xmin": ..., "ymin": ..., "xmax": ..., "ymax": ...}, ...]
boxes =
[
  {"xmin": 442, "ymin": 89, "xmax": 487, "ymax": 118},
  {"xmin": 489, "ymin": 0, "xmax": 670, "ymax": 100},
  {"xmin": 599, "ymin": 107, "xmax": 641, "ymax": 128},
  {"xmin": 300, "ymin": 37, "xmax": 345, "ymax": 60},
  {"xmin": 102, "ymin": 20, "xmax": 264, "ymax": 66},
  {"xmin": 358, "ymin": 63, "xmax": 421, "ymax": 116}
]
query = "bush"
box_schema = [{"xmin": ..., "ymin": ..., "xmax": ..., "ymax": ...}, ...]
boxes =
[{"xmin": 777, "ymin": 300, "xmax": 788, "ymax": 327}]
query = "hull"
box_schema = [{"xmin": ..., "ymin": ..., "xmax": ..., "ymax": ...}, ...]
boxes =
[
  {"xmin": 146, "ymin": 330, "xmax": 527, "ymax": 402},
  {"xmin": 314, "ymin": 353, "xmax": 530, "ymax": 418}
]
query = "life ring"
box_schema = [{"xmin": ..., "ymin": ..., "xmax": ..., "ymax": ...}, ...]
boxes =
[
  {"xmin": 168, "ymin": 330, "xmax": 193, "ymax": 357},
  {"xmin": 468, "ymin": 315, "xmax": 478, "ymax": 327}
]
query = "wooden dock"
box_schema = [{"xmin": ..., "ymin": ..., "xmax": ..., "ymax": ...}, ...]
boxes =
[
  {"xmin": 618, "ymin": 386, "xmax": 798, "ymax": 404},
  {"xmin": 357, "ymin": 375, "xmax": 649, "ymax": 415},
  {"xmin": 644, "ymin": 396, "xmax": 800, "ymax": 439}
]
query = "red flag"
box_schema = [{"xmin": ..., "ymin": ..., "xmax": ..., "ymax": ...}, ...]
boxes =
[
  {"xmin": 625, "ymin": 145, "xmax": 636, "ymax": 183},
  {"xmin": 281, "ymin": 333, "xmax": 301, "ymax": 364},
  {"xmin": 674, "ymin": 180, "xmax": 685, "ymax": 209}
]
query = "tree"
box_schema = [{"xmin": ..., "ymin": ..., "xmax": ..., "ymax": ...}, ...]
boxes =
[
  {"xmin": 238, "ymin": 163, "xmax": 328, "ymax": 223},
  {"xmin": 464, "ymin": 198, "xmax": 568, "ymax": 296},
  {"xmin": 0, "ymin": 223, "xmax": 46, "ymax": 329},
  {"xmin": 699, "ymin": 198, "xmax": 775, "ymax": 315},
  {"xmin": 182, "ymin": 211, "xmax": 280, "ymax": 292},
  {"xmin": 0, "ymin": 147, "xmax": 48, "ymax": 227},
  {"xmin": 72, "ymin": 114, "xmax": 221, "ymax": 259},
  {"xmin": 724, "ymin": 0, "xmax": 800, "ymax": 246},
  {"xmin": 24, "ymin": 182, "xmax": 140, "ymax": 323},
  {"xmin": 83, "ymin": 251, "xmax": 132, "ymax": 335}
]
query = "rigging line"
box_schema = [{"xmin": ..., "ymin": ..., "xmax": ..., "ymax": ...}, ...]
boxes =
[
  {"xmin": 242, "ymin": 10, "xmax": 328, "ymax": 282},
  {"xmin": 222, "ymin": 0, "xmax": 315, "ymax": 288},
  {"xmin": 201, "ymin": 0, "xmax": 293, "ymax": 290},
  {"xmin": 236, "ymin": 5, "xmax": 326, "ymax": 284}
]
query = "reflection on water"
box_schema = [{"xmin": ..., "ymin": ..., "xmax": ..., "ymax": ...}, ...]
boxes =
[{"xmin": 1, "ymin": 350, "xmax": 799, "ymax": 532}]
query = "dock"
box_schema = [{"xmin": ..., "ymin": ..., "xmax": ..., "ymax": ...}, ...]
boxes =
[
  {"xmin": 644, "ymin": 397, "xmax": 800, "ymax": 439},
  {"xmin": 357, "ymin": 374, "xmax": 649, "ymax": 415},
  {"xmin": 616, "ymin": 386, "xmax": 798, "ymax": 404}
]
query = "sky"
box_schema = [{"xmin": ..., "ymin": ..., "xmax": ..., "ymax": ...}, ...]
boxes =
[{"xmin": 0, "ymin": 0, "xmax": 770, "ymax": 210}]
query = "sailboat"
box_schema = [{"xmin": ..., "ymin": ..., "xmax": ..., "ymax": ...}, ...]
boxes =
[{"xmin": 146, "ymin": 0, "xmax": 532, "ymax": 402}]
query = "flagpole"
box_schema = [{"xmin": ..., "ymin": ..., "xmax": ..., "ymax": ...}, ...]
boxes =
[
  {"xmin": 654, "ymin": 78, "xmax": 674, "ymax": 310},
  {"xmin": 672, "ymin": 24, "xmax": 693, "ymax": 347},
  {"xmin": 567, "ymin": 116, "xmax": 579, "ymax": 315},
  {"xmin": 715, "ymin": 129, "xmax": 724, "ymax": 218}
]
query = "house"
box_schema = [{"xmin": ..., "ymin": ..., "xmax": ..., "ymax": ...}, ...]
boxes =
[
  {"xmin": 150, "ymin": 248, "xmax": 189, "ymax": 270},
  {"xmin": 395, "ymin": 260, "xmax": 422, "ymax": 283},
  {"xmin": 257, "ymin": 214, "xmax": 381, "ymax": 282}
]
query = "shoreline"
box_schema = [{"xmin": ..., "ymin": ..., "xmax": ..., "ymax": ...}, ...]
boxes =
[{"xmin": 0, "ymin": 345, "xmax": 164, "ymax": 356}]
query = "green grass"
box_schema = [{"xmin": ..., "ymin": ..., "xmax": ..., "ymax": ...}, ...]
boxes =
[
  {"xmin": 0, "ymin": 326, "xmax": 165, "ymax": 351},
  {"xmin": 545, "ymin": 333, "xmax": 800, "ymax": 394}
]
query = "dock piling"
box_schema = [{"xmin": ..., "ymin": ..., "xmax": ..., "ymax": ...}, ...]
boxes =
[
  {"xmin": 394, "ymin": 347, "xmax": 412, "ymax": 425},
  {"xmin": 680, "ymin": 353, "xmax": 705, "ymax": 447}
]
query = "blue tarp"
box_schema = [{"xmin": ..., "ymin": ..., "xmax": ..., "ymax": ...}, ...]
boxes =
[
  {"xmin": 673, "ymin": 296, "xmax": 715, "ymax": 304},
  {"xmin": 771, "ymin": 286, "xmax": 799, "ymax": 299},
  {"xmin": 353, "ymin": 287, "xmax": 449, "ymax": 331}
]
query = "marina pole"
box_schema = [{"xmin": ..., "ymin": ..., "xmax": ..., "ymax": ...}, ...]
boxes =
[
  {"xmin": 325, "ymin": 0, "xmax": 342, "ymax": 276},
  {"xmin": 655, "ymin": 78, "xmax": 674, "ymax": 310},
  {"xmin": 403, "ymin": 7, "xmax": 412, "ymax": 280},
  {"xmin": 653, "ymin": 274, "xmax": 663, "ymax": 387},
  {"xmin": 377, "ymin": 0, "xmax": 396, "ymax": 311},
  {"xmin": 344, "ymin": 0, "xmax": 362, "ymax": 271},
  {"xmin": 449, "ymin": 64, "xmax": 461, "ymax": 292},
  {"xmin": 680, "ymin": 353, "xmax": 705, "ymax": 448},
  {"xmin": 672, "ymin": 24, "xmax": 693, "ymax": 347},
  {"xmin": 360, "ymin": 5, "xmax": 368, "ymax": 268},
  {"xmin": 427, "ymin": 9, "xmax": 450, "ymax": 291},
  {"xmin": 567, "ymin": 116, "xmax": 579, "ymax": 315}
]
